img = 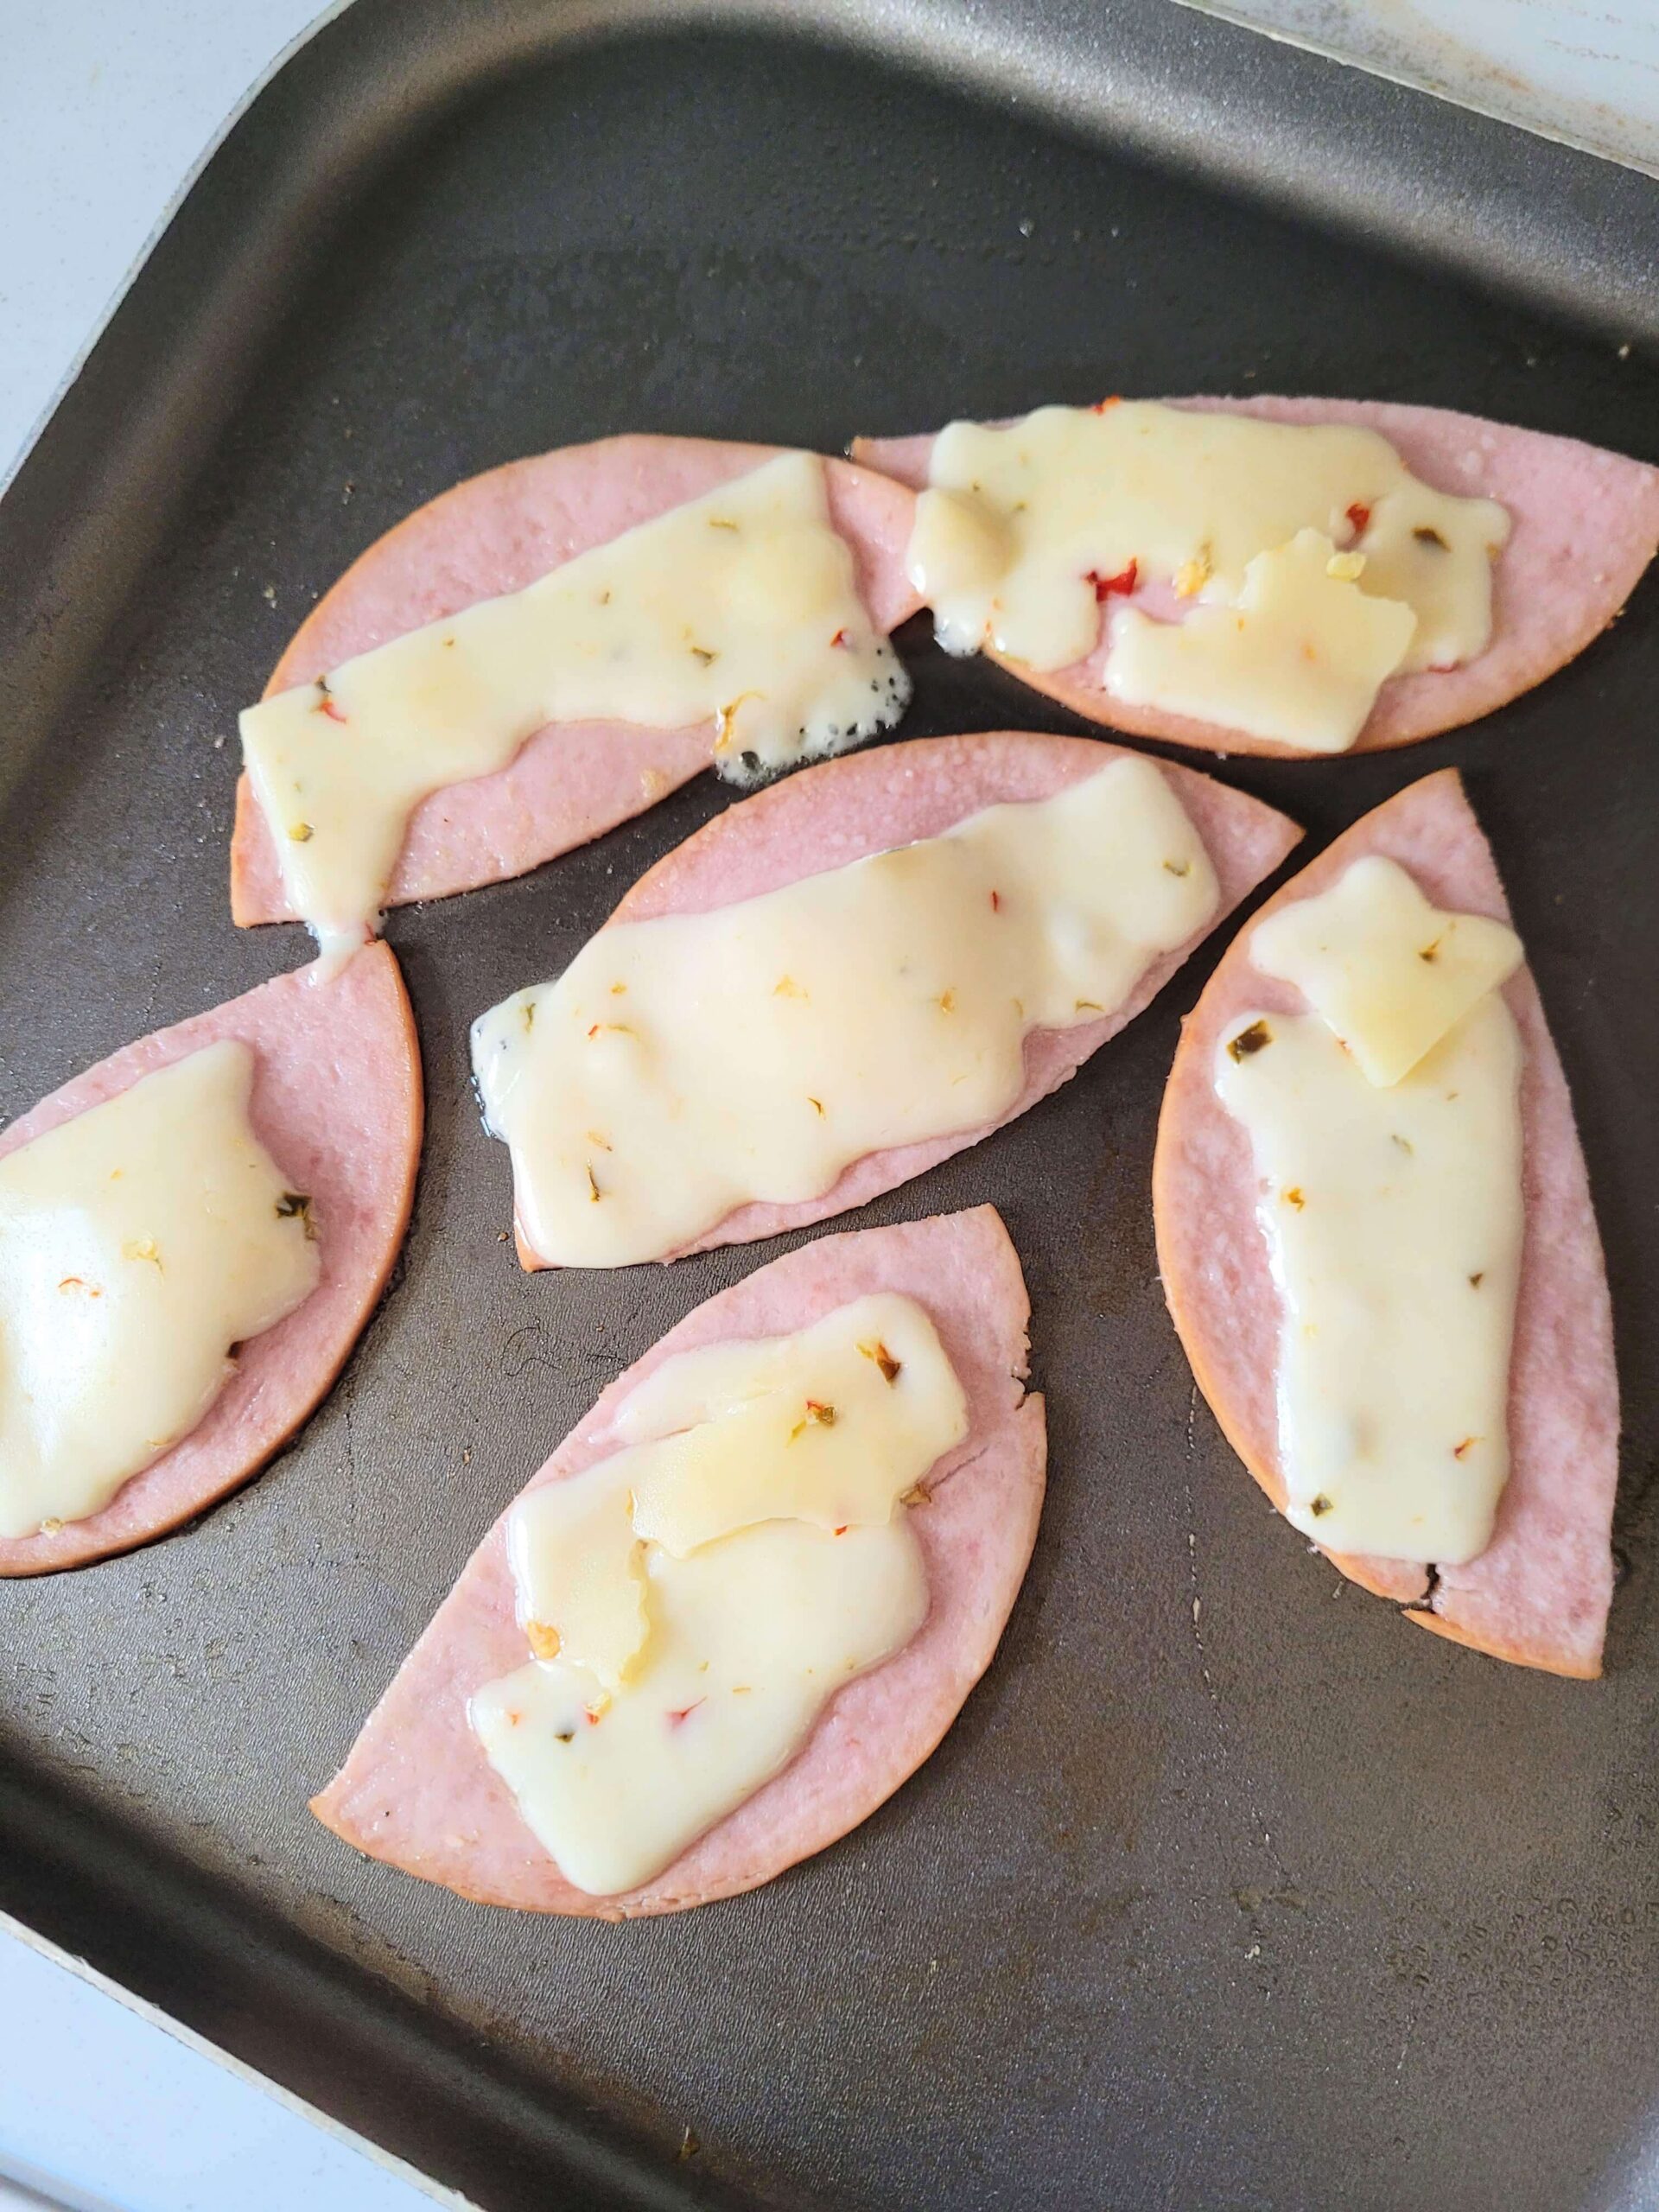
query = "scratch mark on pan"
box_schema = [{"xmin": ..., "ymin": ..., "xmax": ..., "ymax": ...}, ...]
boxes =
[
  {"xmin": 1182, "ymin": 1381, "xmax": 1294, "ymax": 1913},
  {"xmin": 1182, "ymin": 1384, "xmax": 1217, "ymax": 1699}
]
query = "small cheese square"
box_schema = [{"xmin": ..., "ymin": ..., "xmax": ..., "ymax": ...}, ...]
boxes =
[
  {"xmin": 628, "ymin": 1294, "xmax": 967, "ymax": 1557},
  {"xmin": 1104, "ymin": 530, "xmax": 1417, "ymax": 754},
  {"xmin": 1249, "ymin": 855, "xmax": 1522, "ymax": 1086}
]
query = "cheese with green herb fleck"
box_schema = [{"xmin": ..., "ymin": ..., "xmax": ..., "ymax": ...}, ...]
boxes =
[
  {"xmin": 1107, "ymin": 530, "xmax": 1416, "ymax": 753},
  {"xmin": 1248, "ymin": 853, "xmax": 1522, "ymax": 1084},
  {"xmin": 907, "ymin": 401, "xmax": 1509, "ymax": 751},
  {"xmin": 472, "ymin": 755, "xmax": 1218, "ymax": 1267},
  {"xmin": 1215, "ymin": 862, "xmax": 1524, "ymax": 1563},
  {"xmin": 471, "ymin": 1294, "xmax": 963, "ymax": 1895}
]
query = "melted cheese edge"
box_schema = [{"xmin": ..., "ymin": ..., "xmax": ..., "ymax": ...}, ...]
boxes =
[
  {"xmin": 0, "ymin": 1042, "xmax": 321, "ymax": 1539},
  {"xmin": 471, "ymin": 1294, "xmax": 966, "ymax": 1897},
  {"xmin": 239, "ymin": 452, "xmax": 909, "ymax": 950},
  {"xmin": 472, "ymin": 755, "xmax": 1218, "ymax": 1267},
  {"xmin": 907, "ymin": 402, "xmax": 1510, "ymax": 751},
  {"xmin": 1215, "ymin": 864, "xmax": 1526, "ymax": 1563}
]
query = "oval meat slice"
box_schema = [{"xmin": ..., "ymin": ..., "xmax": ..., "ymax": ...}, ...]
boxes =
[
  {"xmin": 505, "ymin": 730, "xmax": 1300, "ymax": 1267},
  {"xmin": 854, "ymin": 399, "xmax": 1659, "ymax": 760},
  {"xmin": 0, "ymin": 944, "xmax": 422, "ymax": 1574},
  {"xmin": 312, "ymin": 1205, "xmax": 1044, "ymax": 1915},
  {"xmin": 230, "ymin": 437, "xmax": 921, "ymax": 925},
  {"xmin": 1154, "ymin": 771, "xmax": 1618, "ymax": 1675}
]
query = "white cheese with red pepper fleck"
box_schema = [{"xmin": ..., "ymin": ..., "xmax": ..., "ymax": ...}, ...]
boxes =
[
  {"xmin": 906, "ymin": 402, "xmax": 1510, "ymax": 750},
  {"xmin": 471, "ymin": 754, "xmax": 1217, "ymax": 1268},
  {"xmin": 238, "ymin": 453, "xmax": 908, "ymax": 952},
  {"xmin": 1215, "ymin": 864, "xmax": 1525, "ymax": 1564},
  {"xmin": 0, "ymin": 1042, "xmax": 321, "ymax": 1539},
  {"xmin": 470, "ymin": 1294, "xmax": 964, "ymax": 1896}
]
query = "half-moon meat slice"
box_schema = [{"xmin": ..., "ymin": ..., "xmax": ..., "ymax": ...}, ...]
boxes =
[
  {"xmin": 0, "ymin": 944, "xmax": 421, "ymax": 1573},
  {"xmin": 1154, "ymin": 771, "xmax": 1618, "ymax": 1675},
  {"xmin": 471, "ymin": 731, "xmax": 1300, "ymax": 1268},
  {"xmin": 232, "ymin": 437, "xmax": 921, "ymax": 936},
  {"xmin": 311, "ymin": 1207, "xmax": 1045, "ymax": 1916},
  {"xmin": 854, "ymin": 397, "xmax": 1659, "ymax": 760}
]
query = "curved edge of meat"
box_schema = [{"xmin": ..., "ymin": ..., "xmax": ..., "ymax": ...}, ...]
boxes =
[
  {"xmin": 507, "ymin": 730, "xmax": 1300, "ymax": 1268},
  {"xmin": 231, "ymin": 436, "xmax": 924, "ymax": 925},
  {"xmin": 852, "ymin": 399, "xmax": 1659, "ymax": 760},
  {"xmin": 1152, "ymin": 769, "xmax": 1618, "ymax": 1676},
  {"xmin": 0, "ymin": 943, "xmax": 423, "ymax": 1574},
  {"xmin": 310, "ymin": 1205, "xmax": 1046, "ymax": 1916}
]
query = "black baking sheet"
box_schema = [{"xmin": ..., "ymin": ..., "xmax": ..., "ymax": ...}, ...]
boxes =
[{"xmin": 2, "ymin": 7, "xmax": 1657, "ymax": 2209}]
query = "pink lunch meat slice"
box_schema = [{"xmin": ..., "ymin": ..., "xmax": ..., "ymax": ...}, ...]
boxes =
[
  {"xmin": 1153, "ymin": 770, "xmax": 1618, "ymax": 1676},
  {"xmin": 853, "ymin": 398, "xmax": 1659, "ymax": 760},
  {"xmin": 0, "ymin": 943, "xmax": 423, "ymax": 1574},
  {"xmin": 311, "ymin": 1206, "xmax": 1045, "ymax": 1916},
  {"xmin": 511, "ymin": 729, "xmax": 1300, "ymax": 1268},
  {"xmin": 231, "ymin": 436, "xmax": 922, "ymax": 923}
]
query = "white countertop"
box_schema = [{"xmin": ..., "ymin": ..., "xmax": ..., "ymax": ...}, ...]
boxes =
[
  {"xmin": 0, "ymin": 1911, "xmax": 463, "ymax": 2210},
  {"xmin": 1180, "ymin": 0, "xmax": 1659, "ymax": 177},
  {"xmin": 0, "ymin": 26, "xmax": 431, "ymax": 2212},
  {"xmin": 0, "ymin": 0, "xmax": 340, "ymax": 488}
]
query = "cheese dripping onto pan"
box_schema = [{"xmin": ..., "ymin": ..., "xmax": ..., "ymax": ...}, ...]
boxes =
[
  {"xmin": 471, "ymin": 754, "xmax": 1218, "ymax": 1268},
  {"xmin": 906, "ymin": 402, "xmax": 1510, "ymax": 752},
  {"xmin": 238, "ymin": 453, "xmax": 909, "ymax": 955},
  {"xmin": 470, "ymin": 1294, "xmax": 967, "ymax": 1897},
  {"xmin": 0, "ymin": 1042, "xmax": 321, "ymax": 1540},
  {"xmin": 1215, "ymin": 856, "xmax": 1525, "ymax": 1563}
]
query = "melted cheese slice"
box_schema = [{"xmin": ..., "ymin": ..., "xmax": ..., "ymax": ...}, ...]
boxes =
[
  {"xmin": 906, "ymin": 401, "xmax": 1510, "ymax": 749},
  {"xmin": 474, "ymin": 1520, "xmax": 926, "ymax": 1898},
  {"xmin": 626, "ymin": 1294, "xmax": 966, "ymax": 1554},
  {"xmin": 0, "ymin": 1042, "xmax": 321, "ymax": 1539},
  {"xmin": 1107, "ymin": 531, "xmax": 1417, "ymax": 752},
  {"xmin": 1217, "ymin": 997, "xmax": 1523, "ymax": 1562},
  {"xmin": 239, "ymin": 453, "xmax": 908, "ymax": 949},
  {"xmin": 1217, "ymin": 857, "xmax": 1529, "ymax": 1563},
  {"xmin": 472, "ymin": 1294, "xmax": 963, "ymax": 1895},
  {"xmin": 472, "ymin": 755, "xmax": 1217, "ymax": 1267},
  {"xmin": 1250, "ymin": 855, "xmax": 1523, "ymax": 1085}
]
